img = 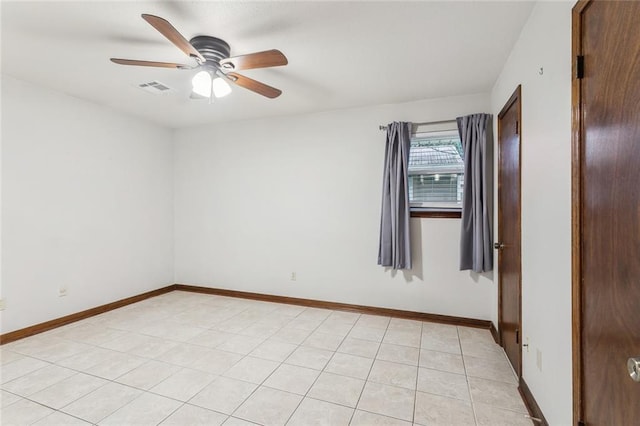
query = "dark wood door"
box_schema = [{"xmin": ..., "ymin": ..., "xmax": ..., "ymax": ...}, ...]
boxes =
[
  {"xmin": 497, "ymin": 86, "xmax": 522, "ymax": 377},
  {"xmin": 575, "ymin": 0, "xmax": 640, "ymax": 424}
]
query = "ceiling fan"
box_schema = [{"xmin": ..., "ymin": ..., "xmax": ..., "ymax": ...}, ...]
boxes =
[{"xmin": 110, "ymin": 14, "xmax": 288, "ymax": 99}]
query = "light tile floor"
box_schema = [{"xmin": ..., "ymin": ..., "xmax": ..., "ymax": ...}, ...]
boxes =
[{"xmin": 1, "ymin": 291, "xmax": 533, "ymax": 425}]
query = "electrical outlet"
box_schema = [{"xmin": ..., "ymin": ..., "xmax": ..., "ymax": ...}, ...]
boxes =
[
  {"xmin": 58, "ymin": 286, "xmax": 68, "ymax": 297},
  {"xmin": 536, "ymin": 348, "xmax": 543, "ymax": 371},
  {"xmin": 290, "ymin": 272, "xmax": 297, "ymax": 281},
  {"xmin": 0, "ymin": 298, "xmax": 5, "ymax": 311}
]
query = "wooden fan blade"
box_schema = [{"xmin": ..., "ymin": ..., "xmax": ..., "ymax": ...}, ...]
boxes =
[
  {"xmin": 110, "ymin": 58, "xmax": 190, "ymax": 69},
  {"xmin": 141, "ymin": 14, "xmax": 205, "ymax": 63},
  {"xmin": 220, "ymin": 50, "xmax": 288, "ymax": 71},
  {"xmin": 227, "ymin": 72, "xmax": 282, "ymax": 98}
]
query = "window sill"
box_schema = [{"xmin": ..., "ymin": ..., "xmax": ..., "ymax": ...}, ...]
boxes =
[{"xmin": 410, "ymin": 210, "xmax": 462, "ymax": 219}]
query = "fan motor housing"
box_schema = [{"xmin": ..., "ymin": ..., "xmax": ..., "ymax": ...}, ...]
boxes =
[{"xmin": 189, "ymin": 36, "xmax": 230, "ymax": 65}]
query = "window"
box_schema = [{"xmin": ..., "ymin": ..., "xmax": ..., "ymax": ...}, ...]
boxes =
[{"xmin": 408, "ymin": 130, "xmax": 464, "ymax": 217}]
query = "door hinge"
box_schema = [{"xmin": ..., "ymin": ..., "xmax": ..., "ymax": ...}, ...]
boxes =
[
  {"xmin": 515, "ymin": 120, "xmax": 519, "ymax": 135},
  {"xmin": 576, "ymin": 55, "xmax": 585, "ymax": 79},
  {"xmin": 516, "ymin": 328, "xmax": 520, "ymax": 344}
]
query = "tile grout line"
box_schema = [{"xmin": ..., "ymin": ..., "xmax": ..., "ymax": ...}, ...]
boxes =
[
  {"xmin": 347, "ymin": 316, "xmax": 392, "ymax": 425},
  {"xmin": 411, "ymin": 321, "xmax": 424, "ymax": 425},
  {"xmin": 20, "ymin": 371, "xmax": 135, "ymax": 423},
  {"xmin": 176, "ymin": 302, "xmax": 306, "ymax": 414},
  {"xmin": 460, "ymin": 329, "xmax": 533, "ymax": 418},
  {"xmin": 280, "ymin": 312, "xmax": 360, "ymax": 426},
  {"xmin": 36, "ymin": 363, "xmax": 195, "ymax": 424},
  {"xmin": 158, "ymin": 296, "xmax": 281, "ymax": 422},
  {"xmin": 189, "ymin": 311, "xmax": 309, "ymax": 422},
  {"xmin": 217, "ymin": 319, "xmax": 422, "ymax": 423},
  {"xmin": 459, "ymin": 326, "xmax": 480, "ymax": 426},
  {"xmin": 105, "ymin": 388, "xmax": 185, "ymax": 425},
  {"xmin": 14, "ymin": 342, "xmax": 230, "ymax": 417},
  {"xmin": 225, "ymin": 308, "xmax": 347, "ymax": 424}
]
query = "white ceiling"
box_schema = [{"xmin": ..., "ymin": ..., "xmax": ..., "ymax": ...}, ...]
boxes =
[{"xmin": 1, "ymin": 1, "xmax": 534, "ymax": 129}]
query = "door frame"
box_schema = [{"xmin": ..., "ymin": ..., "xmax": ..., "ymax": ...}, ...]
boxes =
[
  {"xmin": 497, "ymin": 85, "xmax": 523, "ymax": 377},
  {"xmin": 571, "ymin": 0, "xmax": 590, "ymax": 424}
]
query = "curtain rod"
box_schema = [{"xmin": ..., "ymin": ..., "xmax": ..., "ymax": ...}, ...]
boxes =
[{"xmin": 378, "ymin": 119, "xmax": 457, "ymax": 131}]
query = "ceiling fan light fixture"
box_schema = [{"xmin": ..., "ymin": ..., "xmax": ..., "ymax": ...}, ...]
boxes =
[
  {"xmin": 192, "ymin": 70, "xmax": 212, "ymax": 98},
  {"xmin": 212, "ymin": 77, "xmax": 232, "ymax": 98},
  {"xmin": 191, "ymin": 71, "xmax": 231, "ymax": 99}
]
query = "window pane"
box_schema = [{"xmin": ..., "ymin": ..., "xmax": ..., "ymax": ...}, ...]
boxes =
[
  {"xmin": 410, "ymin": 173, "xmax": 460, "ymax": 202},
  {"xmin": 408, "ymin": 132, "xmax": 464, "ymax": 210}
]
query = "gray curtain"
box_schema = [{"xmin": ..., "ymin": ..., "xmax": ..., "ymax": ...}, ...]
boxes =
[
  {"xmin": 378, "ymin": 122, "xmax": 412, "ymax": 270},
  {"xmin": 458, "ymin": 113, "xmax": 493, "ymax": 272}
]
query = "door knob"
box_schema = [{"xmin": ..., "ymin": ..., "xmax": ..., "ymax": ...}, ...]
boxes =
[
  {"xmin": 628, "ymin": 357, "xmax": 640, "ymax": 382},
  {"xmin": 494, "ymin": 242, "xmax": 505, "ymax": 250}
]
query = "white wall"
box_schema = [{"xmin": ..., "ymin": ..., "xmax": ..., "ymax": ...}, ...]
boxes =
[
  {"xmin": 491, "ymin": 2, "xmax": 573, "ymax": 424},
  {"xmin": 1, "ymin": 75, "xmax": 175, "ymax": 333},
  {"xmin": 174, "ymin": 94, "xmax": 494, "ymax": 320}
]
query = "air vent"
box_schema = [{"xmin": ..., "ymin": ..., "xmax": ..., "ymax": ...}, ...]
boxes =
[{"xmin": 137, "ymin": 80, "xmax": 173, "ymax": 95}]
